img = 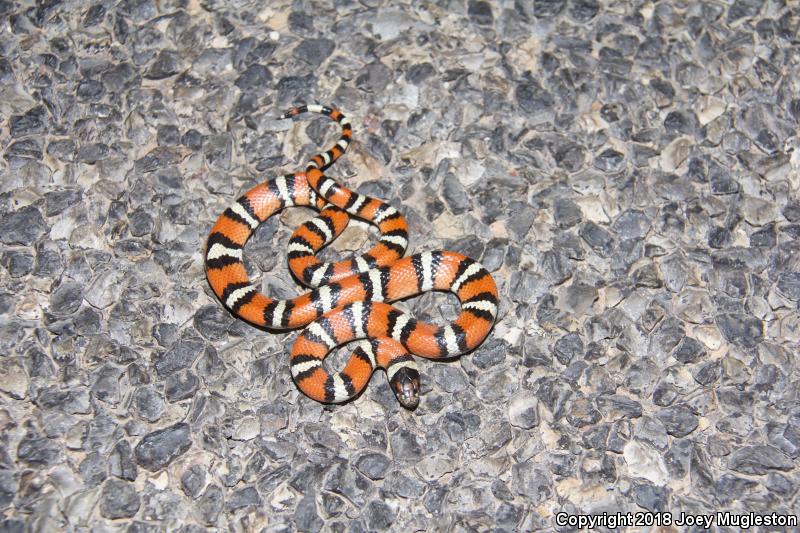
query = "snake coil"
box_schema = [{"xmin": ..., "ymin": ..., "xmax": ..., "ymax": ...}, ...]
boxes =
[{"xmin": 205, "ymin": 105, "xmax": 498, "ymax": 408}]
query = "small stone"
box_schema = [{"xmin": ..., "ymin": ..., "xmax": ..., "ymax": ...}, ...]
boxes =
[
  {"xmin": 100, "ymin": 479, "xmax": 140, "ymax": 519},
  {"xmin": 442, "ymin": 173, "xmax": 472, "ymax": 215},
  {"xmin": 623, "ymin": 441, "xmax": 668, "ymax": 485},
  {"xmin": 75, "ymin": 143, "xmax": 110, "ymax": 163},
  {"xmin": 82, "ymin": 4, "xmax": 106, "ymax": 27},
  {"xmin": 294, "ymin": 494, "xmax": 324, "ymax": 532},
  {"xmin": 553, "ymin": 332, "xmax": 583, "ymax": 365},
  {"xmin": 508, "ymin": 392, "xmax": 539, "ymax": 429},
  {"xmin": 716, "ymin": 313, "xmax": 763, "ymax": 348},
  {"xmin": 157, "ymin": 125, "xmax": 180, "ymax": 146},
  {"xmin": 145, "ymin": 50, "xmax": 181, "ymax": 79},
  {"xmin": 390, "ymin": 429, "xmax": 424, "ymax": 462},
  {"xmin": 155, "ymin": 336, "xmax": 206, "ymax": 376},
  {"xmin": 672, "ymin": 336, "xmax": 706, "ymax": 364},
  {"xmin": 91, "ymin": 364, "xmax": 122, "ymax": 404},
  {"xmin": 356, "ymin": 61, "xmax": 392, "ymax": 93},
  {"xmin": 710, "ymin": 175, "xmax": 740, "ymax": 194},
  {"xmin": 364, "ymin": 500, "xmax": 396, "ymax": 530},
  {"xmin": 472, "ymin": 338, "xmax": 506, "ymax": 368},
  {"xmin": 181, "ymin": 465, "xmax": 206, "ymax": 499},
  {"xmin": 406, "ymin": 63, "xmax": 435, "ymax": 85},
  {"xmin": 596, "ymin": 394, "xmax": 642, "ymax": 419},
  {"xmin": 182, "ymin": 129, "xmax": 203, "ymax": 150},
  {"xmin": 727, "ymin": 0, "xmax": 761, "ymax": 22},
  {"xmin": 693, "ymin": 360, "xmax": 721, "ymax": 385},
  {"xmin": 130, "ymin": 386, "xmax": 165, "ymax": 422},
  {"xmin": 44, "ymin": 189, "xmax": 82, "ymax": 216},
  {"xmin": 109, "ymin": 440, "xmax": 137, "ymax": 481},
  {"xmin": 17, "ymin": 434, "xmax": 63, "ymax": 466},
  {"xmin": 776, "ymin": 273, "xmax": 800, "ymax": 301},
  {"xmin": 197, "ymin": 484, "xmax": 224, "ymax": 525},
  {"xmin": 515, "ymin": 80, "xmax": 554, "ymax": 119},
  {"xmin": 76, "ymin": 79, "xmax": 104, "ymax": 101},
  {"xmin": 708, "ymin": 226, "xmax": 731, "ymax": 248},
  {"xmin": 227, "ymin": 486, "xmax": 261, "ymax": 512},
  {"xmin": 354, "ymin": 452, "xmax": 391, "ymax": 480},
  {"xmin": 79, "ymin": 451, "xmax": 108, "ymax": 486},
  {"xmin": 783, "ymin": 201, "xmax": 800, "ymax": 222},
  {"xmin": 468, "ymin": 0, "xmax": 493, "ymax": 25},
  {"xmin": 661, "ymin": 137, "xmax": 692, "ymax": 172},
  {"xmin": 10, "ymin": 106, "xmax": 46, "ymax": 137},
  {"xmin": 728, "ymin": 445, "xmax": 793, "ymax": 475},
  {"xmin": 594, "ymin": 148, "xmax": 625, "ymax": 172},
  {"xmin": 750, "ymin": 224, "xmax": 776, "ymax": 248},
  {"xmin": 742, "ymin": 196, "xmax": 777, "ymax": 226},
  {"xmin": 134, "ymin": 147, "xmax": 182, "ymax": 173},
  {"xmin": 232, "ymin": 417, "xmax": 259, "ymax": 441},
  {"xmin": 293, "ymin": 38, "xmax": 335, "ymax": 66},
  {"xmin": 553, "ymin": 198, "xmax": 582, "ymax": 228},
  {"xmin": 579, "ymin": 222, "xmax": 614, "ymax": 256},
  {"xmin": 134, "ymin": 423, "xmax": 192, "ymax": 472},
  {"xmin": 765, "ymin": 473, "xmax": 794, "ymax": 495},
  {"xmin": 553, "ymin": 142, "xmax": 587, "ymax": 172},
  {"xmin": 613, "ymin": 210, "xmax": 650, "ymax": 239},
  {"xmin": 569, "ymin": 0, "xmax": 599, "ymax": 21},
  {"xmin": 0, "ymin": 358, "xmax": 28, "ymax": 399},
  {"xmin": 165, "ymin": 370, "xmax": 199, "ymax": 402},
  {"xmin": 49, "ymin": 281, "xmax": 84, "ymax": 316},
  {"xmin": 632, "ymin": 263, "xmax": 663, "ymax": 289},
  {"xmin": 632, "ymin": 482, "xmax": 669, "ymax": 512},
  {"xmin": 533, "ymin": 0, "xmax": 565, "ymax": 17},
  {"xmin": 656, "ymin": 405, "xmax": 699, "ymax": 437},
  {"xmin": 663, "ymin": 440, "xmax": 692, "ymax": 478},
  {"xmin": 0, "ymin": 205, "xmax": 47, "ymax": 246}
]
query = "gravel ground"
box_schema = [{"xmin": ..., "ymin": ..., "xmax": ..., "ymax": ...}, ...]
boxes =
[{"xmin": 1, "ymin": 0, "xmax": 800, "ymax": 531}]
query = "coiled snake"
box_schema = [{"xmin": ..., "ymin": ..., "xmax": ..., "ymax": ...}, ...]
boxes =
[{"xmin": 204, "ymin": 105, "xmax": 498, "ymax": 408}]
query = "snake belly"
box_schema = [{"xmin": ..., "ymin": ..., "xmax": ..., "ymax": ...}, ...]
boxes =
[{"xmin": 204, "ymin": 105, "xmax": 498, "ymax": 408}]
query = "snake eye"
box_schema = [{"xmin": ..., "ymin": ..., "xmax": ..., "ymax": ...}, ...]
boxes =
[{"xmin": 389, "ymin": 366, "xmax": 420, "ymax": 410}]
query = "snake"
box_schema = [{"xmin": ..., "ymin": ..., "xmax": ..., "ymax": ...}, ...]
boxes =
[{"xmin": 204, "ymin": 105, "xmax": 498, "ymax": 409}]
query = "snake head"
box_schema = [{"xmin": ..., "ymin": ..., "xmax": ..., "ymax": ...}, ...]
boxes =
[{"xmin": 389, "ymin": 366, "xmax": 420, "ymax": 410}]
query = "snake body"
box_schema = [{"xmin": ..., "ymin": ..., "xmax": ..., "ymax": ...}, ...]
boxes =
[{"xmin": 205, "ymin": 105, "xmax": 498, "ymax": 408}]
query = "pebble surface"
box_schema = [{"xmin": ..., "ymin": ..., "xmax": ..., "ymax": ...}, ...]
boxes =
[{"xmin": 1, "ymin": 0, "xmax": 799, "ymax": 530}]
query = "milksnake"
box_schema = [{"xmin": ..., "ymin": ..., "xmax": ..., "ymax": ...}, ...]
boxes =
[{"xmin": 204, "ymin": 105, "xmax": 498, "ymax": 409}]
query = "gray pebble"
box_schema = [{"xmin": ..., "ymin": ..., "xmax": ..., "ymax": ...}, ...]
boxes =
[
  {"xmin": 110, "ymin": 440, "xmax": 137, "ymax": 481},
  {"xmin": 154, "ymin": 335, "xmax": 206, "ymax": 376},
  {"xmin": 196, "ymin": 484, "xmax": 224, "ymax": 525},
  {"xmin": 716, "ymin": 312, "xmax": 763, "ymax": 348},
  {"xmin": 1, "ymin": 250, "xmax": 34, "ymax": 277},
  {"xmin": 354, "ymin": 452, "xmax": 391, "ymax": 480},
  {"xmin": 100, "ymin": 478, "xmax": 140, "ymax": 519},
  {"xmin": 579, "ymin": 222, "xmax": 614, "ymax": 256},
  {"xmin": 364, "ymin": 500, "xmax": 395, "ymax": 530},
  {"xmin": 130, "ymin": 386, "xmax": 165, "ymax": 422},
  {"xmin": 134, "ymin": 423, "xmax": 192, "ymax": 472},
  {"xmin": 356, "ymin": 62, "xmax": 391, "ymax": 93},
  {"xmin": 10, "ymin": 105, "xmax": 46, "ymax": 137},
  {"xmin": 226, "ymin": 486, "xmax": 261, "ymax": 512},
  {"xmin": 165, "ymin": 370, "xmax": 199, "ymax": 402},
  {"xmin": 727, "ymin": 445, "xmax": 793, "ymax": 475},
  {"xmin": 552, "ymin": 332, "xmax": 582, "ymax": 365},
  {"xmin": 294, "ymin": 494, "xmax": 324, "ymax": 532},
  {"xmin": 656, "ymin": 405, "xmax": 699, "ymax": 437},
  {"xmin": 181, "ymin": 465, "xmax": 206, "ymax": 499},
  {"xmin": 672, "ymin": 336, "xmax": 706, "ymax": 364},
  {"xmin": 293, "ymin": 38, "xmax": 335, "ymax": 66},
  {"xmin": 145, "ymin": 50, "xmax": 181, "ymax": 79},
  {"xmin": 0, "ymin": 205, "xmax": 47, "ymax": 246}
]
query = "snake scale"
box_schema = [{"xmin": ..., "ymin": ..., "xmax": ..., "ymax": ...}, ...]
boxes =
[{"xmin": 204, "ymin": 105, "xmax": 498, "ymax": 409}]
